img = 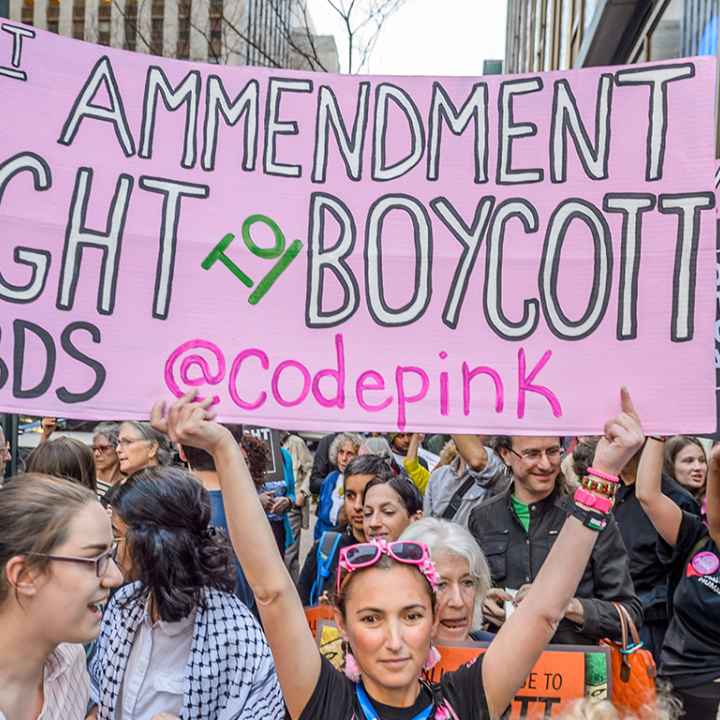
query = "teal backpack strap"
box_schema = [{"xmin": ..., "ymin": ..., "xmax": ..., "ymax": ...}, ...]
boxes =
[{"xmin": 309, "ymin": 531, "xmax": 342, "ymax": 606}]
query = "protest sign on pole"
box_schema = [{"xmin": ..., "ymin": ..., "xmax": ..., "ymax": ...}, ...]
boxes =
[{"xmin": 0, "ymin": 24, "xmax": 716, "ymax": 433}]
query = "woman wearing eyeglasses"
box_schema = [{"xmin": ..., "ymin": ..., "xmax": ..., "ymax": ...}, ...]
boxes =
[
  {"xmin": 115, "ymin": 421, "xmax": 173, "ymax": 478},
  {"xmin": 0, "ymin": 474, "xmax": 123, "ymax": 720},
  {"xmin": 89, "ymin": 464, "xmax": 285, "ymax": 720},
  {"xmin": 92, "ymin": 422, "xmax": 124, "ymax": 501},
  {"xmin": 152, "ymin": 389, "xmax": 643, "ymax": 720}
]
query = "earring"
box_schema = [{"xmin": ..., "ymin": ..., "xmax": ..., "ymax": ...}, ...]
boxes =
[
  {"xmin": 344, "ymin": 651, "xmax": 361, "ymax": 682},
  {"xmin": 423, "ymin": 645, "xmax": 441, "ymax": 671}
]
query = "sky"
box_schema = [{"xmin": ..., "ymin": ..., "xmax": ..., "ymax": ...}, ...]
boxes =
[{"xmin": 306, "ymin": 0, "xmax": 508, "ymax": 76}]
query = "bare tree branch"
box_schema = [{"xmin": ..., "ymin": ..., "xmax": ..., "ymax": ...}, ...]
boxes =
[{"xmin": 105, "ymin": 0, "xmax": 408, "ymax": 74}]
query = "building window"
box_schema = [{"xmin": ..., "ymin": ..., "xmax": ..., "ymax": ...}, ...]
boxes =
[
  {"xmin": 558, "ymin": 0, "xmax": 572, "ymax": 69},
  {"xmin": 72, "ymin": 0, "xmax": 85, "ymax": 40},
  {"xmin": 98, "ymin": 0, "xmax": 112, "ymax": 46},
  {"xmin": 151, "ymin": 0, "xmax": 164, "ymax": 55},
  {"xmin": 209, "ymin": 0, "xmax": 223, "ymax": 63},
  {"xmin": 124, "ymin": 0, "xmax": 138, "ymax": 51},
  {"xmin": 544, "ymin": 0, "xmax": 557, "ymax": 70},
  {"xmin": 648, "ymin": 0, "xmax": 683, "ymax": 60},
  {"xmin": 683, "ymin": 0, "xmax": 717, "ymax": 56},
  {"xmin": 177, "ymin": 0, "xmax": 192, "ymax": 59},
  {"xmin": 46, "ymin": 0, "xmax": 60, "ymax": 34},
  {"xmin": 21, "ymin": 0, "xmax": 34, "ymax": 26}
]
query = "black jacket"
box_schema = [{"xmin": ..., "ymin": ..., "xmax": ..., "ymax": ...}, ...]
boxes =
[
  {"xmin": 309, "ymin": 433, "xmax": 337, "ymax": 495},
  {"xmin": 468, "ymin": 482, "xmax": 643, "ymax": 644}
]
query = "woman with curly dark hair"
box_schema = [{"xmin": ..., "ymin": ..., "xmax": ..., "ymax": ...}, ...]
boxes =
[
  {"xmin": 88, "ymin": 465, "xmax": 284, "ymax": 720},
  {"xmin": 241, "ymin": 434, "xmax": 295, "ymax": 555}
]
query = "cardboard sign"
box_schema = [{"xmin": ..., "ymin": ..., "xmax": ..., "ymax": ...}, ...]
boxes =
[
  {"xmin": 314, "ymin": 619, "xmax": 610, "ymax": 719},
  {"xmin": 0, "ymin": 23, "xmax": 716, "ymax": 433}
]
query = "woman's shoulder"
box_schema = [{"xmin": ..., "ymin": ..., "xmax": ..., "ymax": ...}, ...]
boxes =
[
  {"xmin": 297, "ymin": 655, "xmax": 355, "ymax": 720},
  {"xmin": 437, "ymin": 653, "xmax": 490, "ymax": 719},
  {"xmin": 203, "ymin": 587, "xmax": 268, "ymax": 636}
]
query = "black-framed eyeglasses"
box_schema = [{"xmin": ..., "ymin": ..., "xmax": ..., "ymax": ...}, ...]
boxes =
[
  {"xmin": 27, "ymin": 543, "xmax": 119, "ymax": 577},
  {"xmin": 508, "ymin": 446, "xmax": 564, "ymax": 463}
]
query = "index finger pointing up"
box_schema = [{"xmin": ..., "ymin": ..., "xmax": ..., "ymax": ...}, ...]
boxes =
[{"xmin": 620, "ymin": 386, "xmax": 640, "ymax": 422}]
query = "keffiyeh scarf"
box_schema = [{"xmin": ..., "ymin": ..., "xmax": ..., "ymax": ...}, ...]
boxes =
[{"xmin": 89, "ymin": 582, "xmax": 284, "ymax": 720}]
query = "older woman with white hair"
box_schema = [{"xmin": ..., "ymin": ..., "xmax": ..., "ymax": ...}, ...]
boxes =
[
  {"xmin": 401, "ymin": 517, "xmax": 494, "ymax": 644},
  {"xmin": 315, "ymin": 432, "xmax": 362, "ymax": 539}
]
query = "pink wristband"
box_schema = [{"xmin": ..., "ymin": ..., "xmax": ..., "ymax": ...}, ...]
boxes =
[
  {"xmin": 587, "ymin": 467, "xmax": 620, "ymax": 485},
  {"xmin": 574, "ymin": 487, "xmax": 613, "ymax": 514}
]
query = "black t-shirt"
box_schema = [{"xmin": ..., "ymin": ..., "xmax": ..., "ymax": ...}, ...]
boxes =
[
  {"xmin": 659, "ymin": 511, "xmax": 720, "ymax": 689},
  {"xmin": 299, "ymin": 655, "xmax": 489, "ymax": 720},
  {"xmin": 613, "ymin": 475, "xmax": 699, "ymax": 609}
]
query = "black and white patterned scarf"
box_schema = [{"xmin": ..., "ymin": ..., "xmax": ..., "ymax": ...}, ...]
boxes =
[{"xmin": 89, "ymin": 582, "xmax": 284, "ymax": 720}]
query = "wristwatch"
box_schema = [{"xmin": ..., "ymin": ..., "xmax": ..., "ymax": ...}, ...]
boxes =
[{"xmin": 570, "ymin": 503, "xmax": 609, "ymax": 532}]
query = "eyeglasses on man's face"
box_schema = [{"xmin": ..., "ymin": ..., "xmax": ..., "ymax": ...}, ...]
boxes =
[
  {"xmin": 27, "ymin": 543, "xmax": 119, "ymax": 577},
  {"xmin": 508, "ymin": 446, "xmax": 564, "ymax": 463}
]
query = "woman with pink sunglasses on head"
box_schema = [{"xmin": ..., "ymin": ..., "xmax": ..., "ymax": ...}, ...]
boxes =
[{"xmin": 152, "ymin": 389, "xmax": 644, "ymax": 720}]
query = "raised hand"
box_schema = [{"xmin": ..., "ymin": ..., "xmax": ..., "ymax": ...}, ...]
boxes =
[
  {"xmin": 592, "ymin": 387, "xmax": 645, "ymax": 477},
  {"xmin": 151, "ymin": 390, "xmax": 231, "ymax": 454}
]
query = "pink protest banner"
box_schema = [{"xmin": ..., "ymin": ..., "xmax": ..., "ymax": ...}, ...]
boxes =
[{"xmin": 0, "ymin": 24, "xmax": 716, "ymax": 433}]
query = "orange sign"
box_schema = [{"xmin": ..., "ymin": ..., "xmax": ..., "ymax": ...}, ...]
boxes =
[
  {"xmin": 426, "ymin": 643, "xmax": 589, "ymax": 718},
  {"xmin": 304, "ymin": 605, "xmax": 335, "ymax": 637}
]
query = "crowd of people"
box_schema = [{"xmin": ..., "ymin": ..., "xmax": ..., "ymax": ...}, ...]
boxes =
[{"xmin": 0, "ymin": 390, "xmax": 718, "ymax": 719}]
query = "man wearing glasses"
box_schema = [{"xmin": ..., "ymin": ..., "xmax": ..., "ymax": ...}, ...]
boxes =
[{"xmin": 468, "ymin": 435, "xmax": 642, "ymax": 645}]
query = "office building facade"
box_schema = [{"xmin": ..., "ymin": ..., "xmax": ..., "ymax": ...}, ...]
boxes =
[
  {"xmin": 9, "ymin": 0, "xmax": 339, "ymax": 69},
  {"xmin": 505, "ymin": 0, "xmax": 717, "ymax": 73}
]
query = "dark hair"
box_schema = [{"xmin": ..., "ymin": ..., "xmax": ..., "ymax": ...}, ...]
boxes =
[
  {"xmin": 335, "ymin": 554, "xmax": 436, "ymax": 620},
  {"xmin": 110, "ymin": 465, "xmax": 234, "ymax": 621},
  {"xmin": 362, "ymin": 475, "xmax": 423, "ymax": 516},
  {"xmin": 0, "ymin": 474, "xmax": 96, "ymax": 604},
  {"xmin": 664, "ymin": 436, "xmax": 707, "ymax": 497},
  {"xmin": 664, "ymin": 436, "xmax": 706, "ymax": 475},
  {"xmin": 182, "ymin": 424, "xmax": 243, "ymax": 472},
  {"xmin": 492, "ymin": 436, "xmax": 512, "ymax": 454},
  {"xmin": 572, "ymin": 438, "xmax": 599, "ymax": 478},
  {"xmin": 344, "ymin": 454, "xmax": 394, "ymax": 483},
  {"xmin": 240, "ymin": 435, "xmax": 270, "ymax": 486},
  {"xmin": 27, "ymin": 437, "xmax": 97, "ymax": 493}
]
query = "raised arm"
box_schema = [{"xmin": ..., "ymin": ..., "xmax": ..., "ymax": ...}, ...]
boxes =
[
  {"xmin": 636, "ymin": 437, "xmax": 683, "ymax": 546},
  {"xmin": 707, "ymin": 445, "xmax": 720, "ymax": 546},
  {"xmin": 452, "ymin": 434, "xmax": 489, "ymax": 471},
  {"xmin": 482, "ymin": 388, "xmax": 644, "ymax": 719},
  {"xmin": 404, "ymin": 433, "xmax": 430, "ymax": 494},
  {"xmin": 152, "ymin": 394, "xmax": 320, "ymax": 720}
]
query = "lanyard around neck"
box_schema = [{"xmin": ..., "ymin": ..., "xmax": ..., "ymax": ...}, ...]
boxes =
[{"xmin": 355, "ymin": 682, "xmax": 434, "ymax": 720}]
